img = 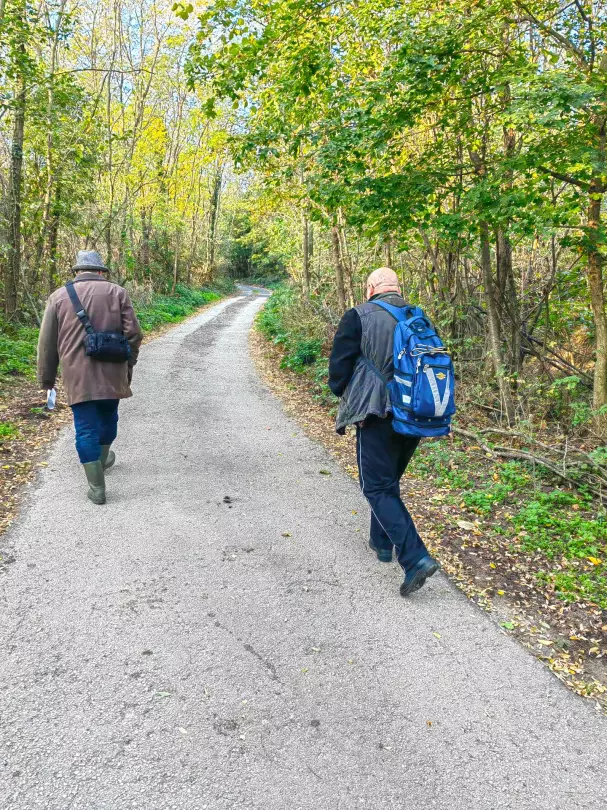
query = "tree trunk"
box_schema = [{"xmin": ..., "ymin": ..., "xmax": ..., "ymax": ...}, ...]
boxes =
[
  {"xmin": 5, "ymin": 71, "xmax": 26, "ymax": 316},
  {"xmin": 302, "ymin": 209, "xmax": 311, "ymax": 296},
  {"xmin": 496, "ymin": 228, "xmax": 521, "ymax": 375},
  {"xmin": 331, "ymin": 225, "xmax": 346, "ymax": 313},
  {"xmin": 47, "ymin": 183, "xmax": 61, "ymax": 291},
  {"xmin": 587, "ymin": 185, "xmax": 607, "ymax": 416},
  {"xmin": 41, "ymin": 0, "xmax": 68, "ymax": 295},
  {"xmin": 206, "ymin": 169, "xmax": 222, "ymax": 277},
  {"xmin": 336, "ymin": 211, "xmax": 355, "ymax": 307},
  {"xmin": 140, "ymin": 208, "xmax": 151, "ymax": 274},
  {"xmin": 383, "ymin": 239, "xmax": 393, "ymax": 268},
  {"xmin": 172, "ymin": 229, "xmax": 180, "ymax": 293},
  {"xmin": 480, "ymin": 222, "xmax": 515, "ymax": 425},
  {"xmin": 105, "ymin": 73, "xmax": 113, "ymax": 269}
]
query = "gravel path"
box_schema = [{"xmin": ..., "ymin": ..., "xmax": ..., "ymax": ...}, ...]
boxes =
[{"xmin": 2, "ymin": 288, "xmax": 606, "ymax": 810}]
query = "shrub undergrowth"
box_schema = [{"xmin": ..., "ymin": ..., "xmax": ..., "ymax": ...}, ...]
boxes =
[
  {"xmin": 256, "ymin": 285, "xmax": 337, "ymax": 408},
  {"xmin": 409, "ymin": 440, "xmax": 607, "ymax": 609}
]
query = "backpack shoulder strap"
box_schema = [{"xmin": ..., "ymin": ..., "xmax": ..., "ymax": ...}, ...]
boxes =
[
  {"xmin": 372, "ymin": 300, "xmax": 411, "ymax": 322},
  {"xmin": 65, "ymin": 281, "xmax": 95, "ymax": 335}
]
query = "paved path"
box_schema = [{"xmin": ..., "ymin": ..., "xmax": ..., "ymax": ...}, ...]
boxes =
[{"xmin": 1, "ymin": 289, "xmax": 606, "ymax": 810}]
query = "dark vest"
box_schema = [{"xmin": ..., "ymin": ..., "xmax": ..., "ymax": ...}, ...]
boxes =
[{"xmin": 335, "ymin": 293, "xmax": 409, "ymax": 433}]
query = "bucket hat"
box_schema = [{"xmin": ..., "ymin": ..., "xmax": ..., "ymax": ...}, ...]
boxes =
[{"xmin": 72, "ymin": 250, "xmax": 108, "ymax": 272}]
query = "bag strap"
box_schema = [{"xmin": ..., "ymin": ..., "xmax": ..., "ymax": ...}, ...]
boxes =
[
  {"xmin": 364, "ymin": 301, "xmax": 412, "ymax": 382},
  {"xmin": 372, "ymin": 300, "xmax": 411, "ymax": 322},
  {"xmin": 65, "ymin": 281, "xmax": 95, "ymax": 335}
]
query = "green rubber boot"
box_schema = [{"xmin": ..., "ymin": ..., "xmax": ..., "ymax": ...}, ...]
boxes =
[
  {"xmin": 83, "ymin": 460, "xmax": 106, "ymax": 505},
  {"xmin": 101, "ymin": 445, "xmax": 116, "ymax": 471}
]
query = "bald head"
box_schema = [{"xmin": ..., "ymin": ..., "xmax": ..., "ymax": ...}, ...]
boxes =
[{"xmin": 366, "ymin": 267, "xmax": 401, "ymax": 299}]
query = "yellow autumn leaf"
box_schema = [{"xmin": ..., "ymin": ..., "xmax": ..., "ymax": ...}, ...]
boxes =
[{"xmin": 587, "ymin": 557, "xmax": 602, "ymax": 566}]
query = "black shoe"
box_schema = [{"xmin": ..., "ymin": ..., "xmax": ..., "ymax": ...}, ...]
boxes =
[
  {"xmin": 369, "ymin": 538, "xmax": 393, "ymax": 563},
  {"xmin": 400, "ymin": 556, "xmax": 440, "ymax": 597}
]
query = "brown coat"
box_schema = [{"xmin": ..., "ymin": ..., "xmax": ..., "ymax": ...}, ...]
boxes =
[{"xmin": 37, "ymin": 272, "xmax": 143, "ymax": 406}]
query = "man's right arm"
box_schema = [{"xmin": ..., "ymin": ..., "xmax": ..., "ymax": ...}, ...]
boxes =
[
  {"xmin": 328, "ymin": 308, "xmax": 362, "ymax": 397},
  {"xmin": 37, "ymin": 298, "xmax": 59, "ymax": 390}
]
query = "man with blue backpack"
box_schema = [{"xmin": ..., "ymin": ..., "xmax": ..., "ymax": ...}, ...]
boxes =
[{"xmin": 329, "ymin": 267, "xmax": 455, "ymax": 596}]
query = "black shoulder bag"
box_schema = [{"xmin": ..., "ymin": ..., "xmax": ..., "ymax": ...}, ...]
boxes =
[{"xmin": 65, "ymin": 280, "xmax": 132, "ymax": 364}]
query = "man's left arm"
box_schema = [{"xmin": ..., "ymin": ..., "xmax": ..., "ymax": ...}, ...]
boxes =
[{"xmin": 328, "ymin": 308, "xmax": 362, "ymax": 397}]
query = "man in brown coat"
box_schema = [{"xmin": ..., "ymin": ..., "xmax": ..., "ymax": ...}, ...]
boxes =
[{"xmin": 37, "ymin": 250, "xmax": 143, "ymax": 504}]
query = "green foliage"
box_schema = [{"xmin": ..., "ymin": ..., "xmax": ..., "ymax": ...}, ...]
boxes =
[
  {"xmin": 222, "ymin": 191, "xmax": 293, "ymax": 282},
  {"xmin": 256, "ymin": 287, "xmax": 292, "ymax": 343},
  {"xmin": 186, "ymin": 0, "xmax": 607, "ymax": 431},
  {"xmin": 409, "ymin": 439, "xmax": 606, "ymax": 607},
  {"xmin": 0, "ymin": 320, "xmax": 39, "ymax": 380},
  {"xmin": 257, "ymin": 286, "xmax": 337, "ymax": 402},
  {"xmin": 514, "ymin": 491, "xmax": 603, "ymax": 562},
  {"xmin": 0, "ymin": 421, "xmax": 21, "ymax": 441},
  {"xmin": 546, "ymin": 376, "xmax": 594, "ymax": 427},
  {"xmin": 281, "ymin": 338, "xmax": 322, "ymax": 371}
]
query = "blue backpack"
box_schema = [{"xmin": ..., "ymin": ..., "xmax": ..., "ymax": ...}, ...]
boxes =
[{"xmin": 371, "ymin": 301, "xmax": 456, "ymax": 438}]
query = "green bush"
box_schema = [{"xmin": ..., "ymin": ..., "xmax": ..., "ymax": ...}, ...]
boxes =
[
  {"xmin": 256, "ymin": 285, "xmax": 339, "ymax": 410},
  {"xmin": 0, "ymin": 421, "xmax": 21, "ymax": 440},
  {"xmin": 281, "ymin": 338, "xmax": 323, "ymax": 370},
  {"xmin": 256, "ymin": 287, "xmax": 291, "ymax": 343},
  {"xmin": 258, "ymin": 286, "xmax": 330, "ymax": 361},
  {"xmin": 0, "ymin": 321, "xmax": 39, "ymax": 380}
]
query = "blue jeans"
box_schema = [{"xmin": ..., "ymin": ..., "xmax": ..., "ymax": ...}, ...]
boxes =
[
  {"xmin": 356, "ymin": 416, "xmax": 428, "ymax": 571},
  {"xmin": 71, "ymin": 399, "xmax": 119, "ymax": 464}
]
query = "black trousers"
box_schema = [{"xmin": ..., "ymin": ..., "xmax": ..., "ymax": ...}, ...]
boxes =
[{"xmin": 356, "ymin": 416, "xmax": 428, "ymax": 571}]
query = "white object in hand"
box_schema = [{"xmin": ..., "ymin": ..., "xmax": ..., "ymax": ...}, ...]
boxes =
[{"xmin": 47, "ymin": 388, "xmax": 57, "ymax": 410}]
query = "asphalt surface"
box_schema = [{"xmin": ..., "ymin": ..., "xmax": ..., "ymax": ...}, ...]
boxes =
[{"xmin": 1, "ymin": 288, "xmax": 606, "ymax": 810}]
